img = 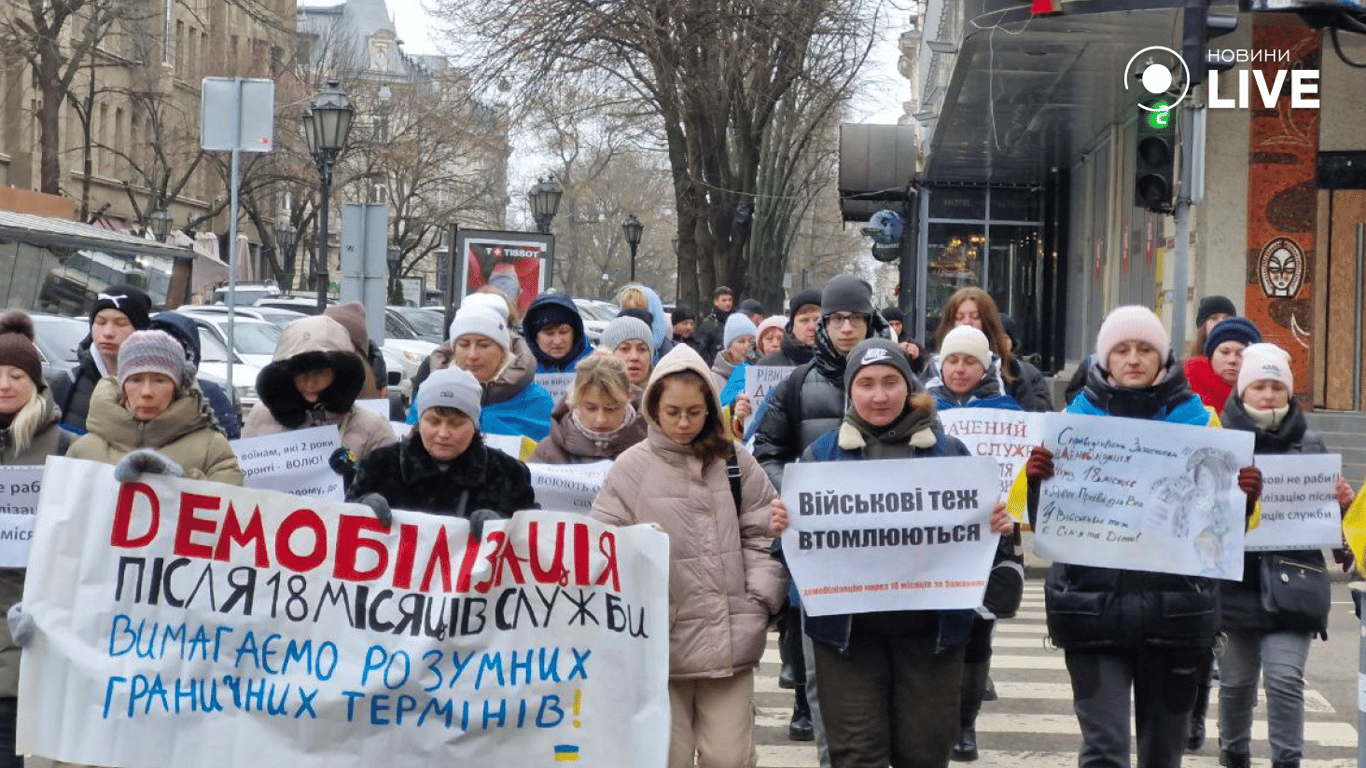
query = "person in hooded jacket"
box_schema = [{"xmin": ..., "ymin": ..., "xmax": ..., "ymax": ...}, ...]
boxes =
[
  {"xmin": 617, "ymin": 284, "xmax": 675, "ymax": 362},
  {"xmin": 736, "ymin": 290, "xmax": 823, "ymax": 442},
  {"xmin": 50, "ymin": 285, "xmax": 152, "ymax": 434},
  {"xmin": 348, "ymin": 366, "xmax": 537, "ymax": 535},
  {"xmin": 923, "ymin": 325, "xmax": 1022, "ymax": 762},
  {"xmin": 529, "ymin": 355, "xmax": 646, "ymax": 464},
  {"xmin": 67, "ymin": 330, "xmax": 243, "ymax": 485},
  {"xmin": 592, "ymin": 344, "xmax": 786, "ymax": 768},
  {"xmin": 1023, "ymin": 306, "xmax": 1263, "ymax": 768},
  {"xmin": 769, "ymin": 338, "xmax": 1017, "ymax": 768},
  {"xmin": 0, "ymin": 311, "xmax": 67, "ymax": 768},
  {"xmin": 324, "ymin": 302, "xmax": 387, "ymax": 400},
  {"xmin": 242, "ymin": 315, "xmax": 396, "ymax": 460},
  {"xmin": 524, "ymin": 292, "xmax": 593, "ymax": 373},
  {"xmin": 931, "ymin": 288, "xmax": 1051, "ymax": 412},
  {"xmin": 148, "ymin": 312, "xmax": 241, "ymax": 439},
  {"xmin": 1215, "ymin": 343, "xmax": 1356, "ymax": 768}
]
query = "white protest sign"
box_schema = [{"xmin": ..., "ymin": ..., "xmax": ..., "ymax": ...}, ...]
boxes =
[
  {"xmin": 20, "ymin": 457, "xmax": 670, "ymax": 768},
  {"xmin": 1033, "ymin": 413, "xmax": 1255, "ymax": 580},
  {"xmin": 484, "ymin": 433, "xmax": 528, "ymax": 460},
  {"xmin": 1244, "ymin": 453, "xmax": 1343, "ymax": 552},
  {"xmin": 744, "ymin": 366, "xmax": 794, "ymax": 416},
  {"xmin": 355, "ymin": 398, "xmax": 390, "ymax": 420},
  {"xmin": 937, "ymin": 409, "xmax": 1042, "ymax": 502},
  {"xmin": 535, "ymin": 373, "xmax": 576, "ymax": 407},
  {"xmin": 230, "ymin": 425, "xmax": 344, "ymax": 500},
  {"xmin": 528, "ymin": 461, "xmax": 613, "ymax": 515},
  {"xmin": 780, "ymin": 456, "xmax": 1001, "ymax": 616},
  {"xmin": 0, "ymin": 466, "xmax": 42, "ymax": 567}
]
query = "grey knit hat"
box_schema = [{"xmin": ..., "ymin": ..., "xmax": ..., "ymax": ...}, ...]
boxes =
[
  {"xmin": 599, "ymin": 316, "xmax": 653, "ymax": 352},
  {"xmin": 844, "ymin": 338, "xmax": 918, "ymax": 393},
  {"xmin": 118, "ymin": 330, "xmax": 191, "ymax": 389},
  {"xmin": 415, "ymin": 366, "xmax": 483, "ymax": 422},
  {"xmin": 822, "ymin": 275, "xmax": 874, "ymax": 316}
]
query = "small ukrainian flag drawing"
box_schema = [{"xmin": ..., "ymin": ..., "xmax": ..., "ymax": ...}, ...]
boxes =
[{"xmin": 553, "ymin": 745, "xmax": 581, "ymax": 762}]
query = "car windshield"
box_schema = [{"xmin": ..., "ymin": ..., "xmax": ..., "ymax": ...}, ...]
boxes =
[
  {"xmin": 222, "ymin": 322, "xmax": 281, "ymax": 355},
  {"xmin": 31, "ymin": 318, "xmax": 86, "ymax": 362},
  {"xmin": 399, "ymin": 309, "xmax": 445, "ymax": 338}
]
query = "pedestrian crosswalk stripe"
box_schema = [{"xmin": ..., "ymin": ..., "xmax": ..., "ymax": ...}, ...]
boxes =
[
  {"xmin": 982, "ymin": 653, "xmax": 1067, "ymax": 670},
  {"xmin": 950, "ymin": 752, "xmax": 1355, "ymax": 768},
  {"xmin": 974, "ymin": 713, "xmax": 1357, "ymax": 747}
]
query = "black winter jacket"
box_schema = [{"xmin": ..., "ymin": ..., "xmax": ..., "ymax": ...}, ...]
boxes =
[
  {"xmin": 694, "ymin": 308, "xmax": 732, "ymax": 364},
  {"xmin": 752, "ymin": 314, "xmax": 891, "ymax": 491},
  {"xmin": 1218, "ymin": 396, "xmax": 1329, "ymax": 634},
  {"xmin": 348, "ymin": 432, "xmax": 538, "ymax": 519},
  {"xmin": 1006, "ymin": 357, "xmax": 1053, "ymax": 412},
  {"xmin": 1039, "ymin": 358, "xmax": 1220, "ymax": 651},
  {"xmin": 755, "ymin": 333, "xmax": 814, "ymax": 368},
  {"xmin": 52, "ymin": 344, "xmax": 100, "ymax": 434}
]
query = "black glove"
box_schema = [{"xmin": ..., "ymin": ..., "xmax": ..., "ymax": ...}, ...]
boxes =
[
  {"xmin": 1333, "ymin": 546, "xmax": 1355, "ymax": 574},
  {"xmin": 354, "ymin": 493, "xmax": 392, "ymax": 529},
  {"xmin": 467, "ymin": 508, "xmax": 507, "ymax": 540},
  {"xmin": 330, "ymin": 447, "xmax": 358, "ymax": 491},
  {"xmin": 114, "ymin": 449, "xmax": 184, "ymax": 482}
]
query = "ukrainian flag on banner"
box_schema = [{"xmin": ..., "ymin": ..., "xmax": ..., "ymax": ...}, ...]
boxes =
[{"xmin": 1343, "ymin": 471, "xmax": 1366, "ymax": 578}]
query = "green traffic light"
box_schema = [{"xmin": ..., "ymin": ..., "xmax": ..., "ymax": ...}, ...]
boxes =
[{"xmin": 1146, "ymin": 102, "xmax": 1173, "ymax": 131}]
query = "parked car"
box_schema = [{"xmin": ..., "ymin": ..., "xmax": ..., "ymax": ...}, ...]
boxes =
[
  {"xmin": 383, "ymin": 310, "xmax": 437, "ymax": 398},
  {"xmin": 573, "ymin": 299, "xmax": 615, "ymax": 344},
  {"xmin": 389, "ymin": 305, "xmax": 445, "ymax": 343},
  {"xmin": 30, "ymin": 313, "xmax": 87, "ymax": 385},
  {"xmin": 176, "ymin": 318, "xmax": 265, "ymax": 422},
  {"xmin": 178, "ymin": 304, "xmax": 308, "ymax": 332},
  {"xmin": 182, "ymin": 314, "xmax": 281, "ymax": 369},
  {"xmin": 254, "ymin": 296, "xmax": 326, "ymax": 316},
  {"xmin": 212, "ymin": 281, "xmax": 282, "ymax": 306}
]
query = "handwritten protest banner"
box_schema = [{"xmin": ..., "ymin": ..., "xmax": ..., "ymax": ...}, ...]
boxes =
[
  {"xmin": 528, "ymin": 461, "xmax": 613, "ymax": 515},
  {"xmin": 535, "ymin": 373, "xmax": 576, "ymax": 407},
  {"xmin": 1244, "ymin": 453, "xmax": 1343, "ymax": 552},
  {"xmin": 231, "ymin": 425, "xmax": 344, "ymax": 501},
  {"xmin": 780, "ymin": 456, "xmax": 1001, "ymax": 616},
  {"xmin": 0, "ymin": 466, "xmax": 42, "ymax": 567},
  {"xmin": 744, "ymin": 366, "xmax": 794, "ymax": 417},
  {"xmin": 19, "ymin": 457, "xmax": 670, "ymax": 768},
  {"xmin": 937, "ymin": 410, "xmax": 1042, "ymax": 502},
  {"xmin": 1033, "ymin": 413, "xmax": 1255, "ymax": 580}
]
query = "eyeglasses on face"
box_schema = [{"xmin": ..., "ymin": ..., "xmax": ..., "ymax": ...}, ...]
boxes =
[{"xmin": 824, "ymin": 312, "xmax": 869, "ymax": 329}]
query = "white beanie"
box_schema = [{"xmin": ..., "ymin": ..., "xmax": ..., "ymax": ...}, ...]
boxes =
[
  {"xmin": 1095, "ymin": 305, "xmax": 1169, "ymax": 365},
  {"xmin": 462, "ymin": 292, "xmax": 511, "ymax": 322},
  {"xmin": 448, "ymin": 307, "xmax": 510, "ymax": 352},
  {"xmin": 415, "ymin": 366, "xmax": 483, "ymax": 422},
  {"xmin": 723, "ymin": 313, "xmax": 758, "ymax": 349},
  {"xmin": 1237, "ymin": 342, "xmax": 1294, "ymax": 395},
  {"xmin": 939, "ymin": 325, "xmax": 992, "ymax": 368}
]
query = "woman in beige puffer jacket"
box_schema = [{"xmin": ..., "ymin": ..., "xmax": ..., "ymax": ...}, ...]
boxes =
[{"xmin": 592, "ymin": 344, "xmax": 786, "ymax": 768}]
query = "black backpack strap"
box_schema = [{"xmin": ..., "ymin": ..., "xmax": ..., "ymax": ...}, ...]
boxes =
[{"xmin": 726, "ymin": 453, "xmax": 744, "ymax": 519}]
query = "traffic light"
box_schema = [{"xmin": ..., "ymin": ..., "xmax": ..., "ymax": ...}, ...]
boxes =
[{"xmin": 1134, "ymin": 99, "xmax": 1176, "ymax": 213}]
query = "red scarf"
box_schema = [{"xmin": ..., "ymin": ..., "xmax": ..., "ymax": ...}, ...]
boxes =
[{"xmin": 1183, "ymin": 356, "xmax": 1231, "ymax": 415}]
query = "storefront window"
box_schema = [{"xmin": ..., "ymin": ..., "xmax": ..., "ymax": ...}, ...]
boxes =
[
  {"xmin": 925, "ymin": 222, "xmax": 985, "ymax": 331},
  {"xmin": 29, "ymin": 248, "xmax": 175, "ymax": 316}
]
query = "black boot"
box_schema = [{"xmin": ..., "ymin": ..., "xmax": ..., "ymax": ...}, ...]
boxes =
[
  {"xmin": 951, "ymin": 662, "xmax": 988, "ymax": 762},
  {"xmin": 1187, "ymin": 670, "xmax": 1211, "ymax": 751},
  {"xmin": 778, "ymin": 605, "xmax": 802, "ymax": 690},
  {"xmin": 788, "ymin": 686, "xmax": 813, "ymax": 741},
  {"xmin": 1219, "ymin": 751, "xmax": 1250, "ymax": 768}
]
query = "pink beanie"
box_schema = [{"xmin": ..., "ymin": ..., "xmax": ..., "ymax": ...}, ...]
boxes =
[
  {"xmin": 757, "ymin": 315, "xmax": 788, "ymax": 340},
  {"xmin": 1095, "ymin": 306, "xmax": 1169, "ymax": 365},
  {"xmin": 1237, "ymin": 343, "xmax": 1293, "ymax": 395}
]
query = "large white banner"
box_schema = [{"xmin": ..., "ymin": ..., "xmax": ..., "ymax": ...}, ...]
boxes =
[
  {"xmin": 231, "ymin": 425, "xmax": 345, "ymax": 500},
  {"xmin": 780, "ymin": 457, "xmax": 1001, "ymax": 616},
  {"xmin": 0, "ymin": 466, "xmax": 41, "ymax": 567},
  {"xmin": 528, "ymin": 461, "xmax": 613, "ymax": 515},
  {"xmin": 1244, "ymin": 453, "xmax": 1343, "ymax": 552},
  {"xmin": 1033, "ymin": 413, "xmax": 1255, "ymax": 579},
  {"xmin": 937, "ymin": 410, "xmax": 1043, "ymax": 502},
  {"xmin": 19, "ymin": 457, "xmax": 670, "ymax": 768}
]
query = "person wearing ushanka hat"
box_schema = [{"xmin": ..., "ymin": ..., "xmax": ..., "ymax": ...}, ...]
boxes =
[
  {"xmin": 769, "ymin": 337, "xmax": 1015, "ymax": 768},
  {"xmin": 1184, "ymin": 316, "xmax": 1262, "ymax": 417},
  {"xmin": 349, "ymin": 365, "xmax": 537, "ymax": 534},
  {"xmin": 523, "ymin": 292, "xmax": 592, "ymax": 373},
  {"xmin": 1024, "ymin": 304, "xmax": 1264, "ymax": 768},
  {"xmin": 600, "ymin": 315, "xmax": 655, "ymax": 387},
  {"xmin": 51, "ymin": 284, "xmax": 153, "ymax": 435},
  {"xmin": 67, "ymin": 330, "xmax": 242, "ymax": 485}
]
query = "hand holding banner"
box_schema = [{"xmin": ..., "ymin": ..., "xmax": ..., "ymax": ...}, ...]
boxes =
[{"xmin": 779, "ymin": 456, "xmax": 1001, "ymax": 616}]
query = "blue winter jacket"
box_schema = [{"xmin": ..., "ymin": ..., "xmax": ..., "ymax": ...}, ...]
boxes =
[{"xmin": 786, "ymin": 425, "xmax": 977, "ymax": 656}]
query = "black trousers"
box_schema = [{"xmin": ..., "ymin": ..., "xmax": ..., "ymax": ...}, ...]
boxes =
[{"xmin": 0, "ymin": 697, "xmax": 21, "ymax": 768}]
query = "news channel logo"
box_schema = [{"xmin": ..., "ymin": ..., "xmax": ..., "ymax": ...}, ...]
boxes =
[{"xmin": 1123, "ymin": 46, "xmax": 1189, "ymax": 114}]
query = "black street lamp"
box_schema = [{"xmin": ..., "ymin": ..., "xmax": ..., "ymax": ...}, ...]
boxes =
[
  {"xmin": 149, "ymin": 207, "xmax": 173, "ymax": 242},
  {"xmin": 527, "ymin": 175, "xmax": 563, "ymax": 235},
  {"xmin": 622, "ymin": 214, "xmax": 643, "ymax": 282},
  {"xmin": 302, "ymin": 80, "xmax": 355, "ymax": 311},
  {"xmin": 387, "ymin": 244, "xmax": 402, "ymax": 303}
]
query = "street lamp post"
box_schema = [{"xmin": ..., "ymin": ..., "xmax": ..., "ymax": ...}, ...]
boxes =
[
  {"xmin": 527, "ymin": 175, "xmax": 563, "ymax": 286},
  {"xmin": 149, "ymin": 207, "xmax": 173, "ymax": 242},
  {"xmin": 275, "ymin": 220, "xmax": 297, "ymax": 288},
  {"xmin": 302, "ymin": 80, "xmax": 355, "ymax": 312},
  {"xmin": 387, "ymin": 244, "xmax": 402, "ymax": 304},
  {"xmin": 623, "ymin": 214, "xmax": 643, "ymax": 283}
]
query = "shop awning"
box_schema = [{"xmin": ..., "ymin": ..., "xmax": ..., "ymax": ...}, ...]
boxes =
[{"xmin": 0, "ymin": 210, "xmax": 194, "ymax": 260}]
